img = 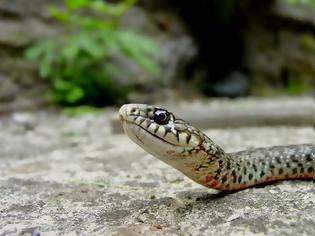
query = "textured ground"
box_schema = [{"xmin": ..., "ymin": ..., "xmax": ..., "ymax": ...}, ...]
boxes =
[{"xmin": 0, "ymin": 105, "xmax": 314, "ymax": 235}]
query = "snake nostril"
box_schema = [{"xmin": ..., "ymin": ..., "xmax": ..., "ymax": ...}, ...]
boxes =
[{"xmin": 131, "ymin": 107, "xmax": 136, "ymax": 113}]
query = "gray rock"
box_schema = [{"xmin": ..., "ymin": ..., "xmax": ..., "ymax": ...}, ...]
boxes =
[
  {"xmin": 120, "ymin": 6, "xmax": 159, "ymax": 35},
  {"xmin": 272, "ymin": 0, "xmax": 315, "ymax": 27},
  {"xmin": 0, "ymin": 74, "xmax": 18, "ymax": 102},
  {"xmin": 158, "ymin": 36, "xmax": 198, "ymax": 85},
  {"xmin": 0, "ymin": 101, "xmax": 314, "ymax": 235},
  {"xmin": 0, "ymin": 18, "xmax": 57, "ymax": 47},
  {"xmin": 0, "ymin": 0, "xmax": 62, "ymax": 18},
  {"xmin": 212, "ymin": 72, "xmax": 249, "ymax": 97}
]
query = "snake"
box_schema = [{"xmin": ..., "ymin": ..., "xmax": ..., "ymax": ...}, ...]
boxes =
[{"xmin": 118, "ymin": 104, "xmax": 315, "ymax": 190}]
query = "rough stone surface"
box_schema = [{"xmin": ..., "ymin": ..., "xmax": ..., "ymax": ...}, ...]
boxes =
[
  {"xmin": 0, "ymin": 106, "xmax": 314, "ymax": 235},
  {"xmin": 0, "ymin": 19, "xmax": 57, "ymax": 47},
  {"xmin": 0, "ymin": 0, "xmax": 62, "ymax": 18},
  {"xmin": 272, "ymin": 0, "xmax": 315, "ymax": 27},
  {"xmin": 0, "ymin": 74, "xmax": 19, "ymax": 102}
]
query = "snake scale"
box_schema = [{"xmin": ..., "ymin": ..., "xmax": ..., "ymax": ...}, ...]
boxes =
[{"xmin": 119, "ymin": 104, "xmax": 315, "ymax": 190}]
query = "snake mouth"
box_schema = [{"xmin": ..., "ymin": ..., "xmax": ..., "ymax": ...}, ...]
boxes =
[
  {"xmin": 119, "ymin": 104, "xmax": 200, "ymax": 149},
  {"xmin": 122, "ymin": 119, "xmax": 184, "ymax": 148}
]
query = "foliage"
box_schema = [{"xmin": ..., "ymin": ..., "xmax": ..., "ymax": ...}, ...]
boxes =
[
  {"xmin": 62, "ymin": 105, "xmax": 101, "ymax": 116},
  {"xmin": 25, "ymin": 0, "xmax": 160, "ymax": 106},
  {"xmin": 285, "ymin": 0, "xmax": 315, "ymax": 9}
]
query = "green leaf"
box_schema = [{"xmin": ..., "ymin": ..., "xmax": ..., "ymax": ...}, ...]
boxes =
[
  {"xmin": 61, "ymin": 38, "xmax": 80, "ymax": 61},
  {"xmin": 115, "ymin": 31, "xmax": 160, "ymax": 76},
  {"xmin": 91, "ymin": 0, "xmax": 137, "ymax": 17},
  {"xmin": 66, "ymin": 86, "xmax": 84, "ymax": 103},
  {"xmin": 25, "ymin": 40, "xmax": 57, "ymax": 78},
  {"xmin": 25, "ymin": 46, "xmax": 43, "ymax": 60},
  {"xmin": 49, "ymin": 6, "xmax": 71, "ymax": 23},
  {"xmin": 53, "ymin": 79, "xmax": 72, "ymax": 90},
  {"xmin": 79, "ymin": 32, "xmax": 107, "ymax": 59},
  {"xmin": 66, "ymin": 0, "xmax": 90, "ymax": 10},
  {"xmin": 117, "ymin": 31, "xmax": 159, "ymax": 55},
  {"xmin": 39, "ymin": 57, "xmax": 53, "ymax": 78},
  {"xmin": 62, "ymin": 106, "xmax": 100, "ymax": 116}
]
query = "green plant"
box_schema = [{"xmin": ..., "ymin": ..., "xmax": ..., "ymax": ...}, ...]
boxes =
[
  {"xmin": 25, "ymin": 0, "xmax": 160, "ymax": 106},
  {"xmin": 285, "ymin": 0, "xmax": 315, "ymax": 9}
]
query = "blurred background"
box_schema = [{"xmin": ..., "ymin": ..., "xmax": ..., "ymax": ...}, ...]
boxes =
[{"xmin": 0, "ymin": 0, "xmax": 314, "ymax": 113}]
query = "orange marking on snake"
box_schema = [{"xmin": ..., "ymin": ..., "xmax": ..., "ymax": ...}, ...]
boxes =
[
  {"xmin": 205, "ymin": 176, "xmax": 221, "ymax": 188},
  {"xmin": 205, "ymin": 175, "xmax": 214, "ymax": 182}
]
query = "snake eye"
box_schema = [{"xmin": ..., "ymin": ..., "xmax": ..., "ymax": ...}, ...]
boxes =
[{"xmin": 153, "ymin": 109, "xmax": 170, "ymax": 125}]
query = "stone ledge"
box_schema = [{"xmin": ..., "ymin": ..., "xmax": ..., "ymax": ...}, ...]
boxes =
[
  {"xmin": 111, "ymin": 96, "xmax": 314, "ymax": 134},
  {"xmin": 272, "ymin": 0, "xmax": 315, "ymax": 28},
  {"xmin": 0, "ymin": 110, "xmax": 313, "ymax": 235}
]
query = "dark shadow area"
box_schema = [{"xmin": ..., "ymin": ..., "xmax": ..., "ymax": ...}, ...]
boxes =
[{"xmin": 169, "ymin": 0, "xmax": 244, "ymax": 84}]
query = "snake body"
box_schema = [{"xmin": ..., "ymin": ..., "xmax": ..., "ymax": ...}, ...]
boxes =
[{"xmin": 119, "ymin": 104, "xmax": 315, "ymax": 190}]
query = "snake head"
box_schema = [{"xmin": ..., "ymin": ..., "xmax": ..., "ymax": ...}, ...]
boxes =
[{"xmin": 118, "ymin": 104, "xmax": 205, "ymax": 164}]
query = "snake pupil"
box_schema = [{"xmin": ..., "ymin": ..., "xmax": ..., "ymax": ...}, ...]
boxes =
[{"xmin": 153, "ymin": 109, "xmax": 170, "ymax": 125}]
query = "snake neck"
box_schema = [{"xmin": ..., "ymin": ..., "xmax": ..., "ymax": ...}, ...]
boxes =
[{"xmin": 173, "ymin": 136, "xmax": 231, "ymax": 187}]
